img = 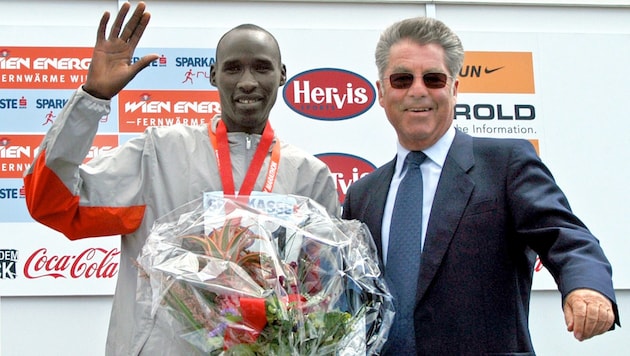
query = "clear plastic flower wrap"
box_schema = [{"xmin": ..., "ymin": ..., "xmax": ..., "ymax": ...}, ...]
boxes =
[{"xmin": 137, "ymin": 193, "xmax": 394, "ymax": 355}]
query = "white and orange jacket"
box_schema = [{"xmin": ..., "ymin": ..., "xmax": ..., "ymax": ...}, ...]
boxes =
[{"xmin": 23, "ymin": 87, "xmax": 340, "ymax": 355}]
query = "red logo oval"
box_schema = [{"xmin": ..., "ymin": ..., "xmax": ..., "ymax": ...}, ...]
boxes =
[
  {"xmin": 316, "ymin": 153, "xmax": 376, "ymax": 203},
  {"xmin": 283, "ymin": 68, "xmax": 376, "ymax": 121}
]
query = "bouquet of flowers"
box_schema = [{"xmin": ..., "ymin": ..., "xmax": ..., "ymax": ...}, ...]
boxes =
[{"xmin": 137, "ymin": 193, "xmax": 393, "ymax": 355}]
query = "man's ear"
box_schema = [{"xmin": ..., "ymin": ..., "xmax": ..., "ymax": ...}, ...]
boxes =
[
  {"xmin": 279, "ymin": 64, "xmax": 287, "ymax": 86},
  {"xmin": 210, "ymin": 64, "xmax": 217, "ymax": 86},
  {"xmin": 376, "ymin": 80, "xmax": 385, "ymax": 108}
]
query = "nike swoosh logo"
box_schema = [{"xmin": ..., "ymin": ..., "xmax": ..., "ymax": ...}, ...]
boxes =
[{"xmin": 484, "ymin": 66, "xmax": 504, "ymax": 74}]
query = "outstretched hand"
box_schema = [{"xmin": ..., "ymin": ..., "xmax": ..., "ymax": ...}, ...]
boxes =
[
  {"xmin": 563, "ymin": 288, "xmax": 615, "ymax": 341},
  {"xmin": 83, "ymin": 2, "xmax": 159, "ymax": 100}
]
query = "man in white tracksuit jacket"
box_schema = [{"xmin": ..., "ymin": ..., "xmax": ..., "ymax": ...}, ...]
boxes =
[{"xmin": 24, "ymin": 3, "xmax": 339, "ymax": 355}]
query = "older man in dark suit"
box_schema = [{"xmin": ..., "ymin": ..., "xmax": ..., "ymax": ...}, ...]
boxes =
[{"xmin": 342, "ymin": 17, "xmax": 619, "ymax": 355}]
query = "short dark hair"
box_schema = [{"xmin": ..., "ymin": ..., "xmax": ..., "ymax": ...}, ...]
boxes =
[{"xmin": 216, "ymin": 24, "xmax": 282, "ymax": 63}]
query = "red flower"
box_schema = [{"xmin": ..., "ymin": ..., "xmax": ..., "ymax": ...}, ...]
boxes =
[{"xmin": 223, "ymin": 297, "xmax": 268, "ymax": 349}]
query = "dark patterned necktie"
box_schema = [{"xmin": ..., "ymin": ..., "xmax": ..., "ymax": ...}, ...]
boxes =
[{"xmin": 385, "ymin": 151, "xmax": 426, "ymax": 354}]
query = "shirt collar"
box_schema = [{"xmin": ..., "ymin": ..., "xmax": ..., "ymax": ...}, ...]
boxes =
[{"xmin": 394, "ymin": 123, "xmax": 456, "ymax": 176}]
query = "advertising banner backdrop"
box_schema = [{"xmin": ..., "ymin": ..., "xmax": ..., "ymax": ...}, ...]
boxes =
[
  {"xmin": 1, "ymin": 27, "xmax": 625, "ymax": 296},
  {"xmin": 454, "ymin": 50, "xmax": 541, "ymax": 155},
  {"xmin": 0, "ymin": 223, "xmax": 119, "ymax": 296},
  {"xmin": 0, "ymin": 47, "xmax": 93, "ymax": 90}
]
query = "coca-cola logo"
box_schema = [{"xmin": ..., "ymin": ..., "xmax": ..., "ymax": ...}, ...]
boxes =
[
  {"xmin": 23, "ymin": 247, "xmax": 120, "ymax": 279},
  {"xmin": 316, "ymin": 153, "xmax": 376, "ymax": 203},
  {"xmin": 283, "ymin": 68, "xmax": 376, "ymax": 121}
]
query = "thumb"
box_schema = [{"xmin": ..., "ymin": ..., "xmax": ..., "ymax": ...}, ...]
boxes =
[
  {"xmin": 131, "ymin": 53, "xmax": 160, "ymax": 75},
  {"xmin": 563, "ymin": 301, "xmax": 575, "ymax": 332}
]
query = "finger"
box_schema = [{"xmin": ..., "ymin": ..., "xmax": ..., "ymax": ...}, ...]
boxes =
[
  {"xmin": 131, "ymin": 53, "xmax": 160, "ymax": 76},
  {"xmin": 569, "ymin": 300, "xmax": 587, "ymax": 340},
  {"xmin": 582, "ymin": 304, "xmax": 614, "ymax": 340},
  {"xmin": 108, "ymin": 2, "xmax": 131, "ymax": 40},
  {"xmin": 95, "ymin": 11, "xmax": 111, "ymax": 44},
  {"xmin": 563, "ymin": 301, "xmax": 575, "ymax": 332},
  {"xmin": 580, "ymin": 301, "xmax": 600, "ymax": 340},
  {"xmin": 127, "ymin": 12, "xmax": 151, "ymax": 49},
  {"xmin": 594, "ymin": 304, "xmax": 615, "ymax": 336},
  {"xmin": 119, "ymin": 2, "xmax": 147, "ymax": 43}
]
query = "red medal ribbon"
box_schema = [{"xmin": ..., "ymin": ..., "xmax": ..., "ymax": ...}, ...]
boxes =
[{"xmin": 208, "ymin": 120, "xmax": 281, "ymax": 199}]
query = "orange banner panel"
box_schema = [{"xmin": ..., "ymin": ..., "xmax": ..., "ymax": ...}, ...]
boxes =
[
  {"xmin": 529, "ymin": 139, "xmax": 540, "ymax": 156},
  {"xmin": 0, "ymin": 47, "xmax": 93, "ymax": 90},
  {"xmin": 0, "ymin": 134, "xmax": 118, "ymax": 179},
  {"xmin": 458, "ymin": 51, "xmax": 535, "ymax": 94}
]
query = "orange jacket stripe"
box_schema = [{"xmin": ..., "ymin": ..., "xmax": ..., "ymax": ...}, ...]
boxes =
[{"xmin": 24, "ymin": 150, "xmax": 145, "ymax": 240}]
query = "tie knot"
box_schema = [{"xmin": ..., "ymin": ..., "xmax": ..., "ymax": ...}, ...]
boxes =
[{"xmin": 405, "ymin": 151, "xmax": 426, "ymax": 167}]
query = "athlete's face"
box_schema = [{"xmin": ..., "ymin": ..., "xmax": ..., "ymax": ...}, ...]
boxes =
[{"xmin": 211, "ymin": 29, "xmax": 286, "ymax": 134}]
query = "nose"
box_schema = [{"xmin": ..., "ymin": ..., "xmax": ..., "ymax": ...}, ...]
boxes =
[
  {"xmin": 237, "ymin": 69, "xmax": 257, "ymax": 92},
  {"xmin": 407, "ymin": 75, "xmax": 430, "ymax": 96}
]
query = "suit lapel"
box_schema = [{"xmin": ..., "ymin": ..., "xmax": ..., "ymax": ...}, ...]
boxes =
[
  {"xmin": 363, "ymin": 159, "xmax": 396, "ymax": 260},
  {"xmin": 416, "ymin": 130, "xmax": 475, "ymax": 303}
]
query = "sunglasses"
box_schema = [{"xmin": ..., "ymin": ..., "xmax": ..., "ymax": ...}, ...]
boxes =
[{"xmin": 388, "ymin": 72, "xmax": 450, "ymax": 89}]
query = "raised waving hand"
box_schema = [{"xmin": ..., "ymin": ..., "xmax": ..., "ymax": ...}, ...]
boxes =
[{"xmin": 83, "ymin": 2, "xmax": 159, "ymax": 100}]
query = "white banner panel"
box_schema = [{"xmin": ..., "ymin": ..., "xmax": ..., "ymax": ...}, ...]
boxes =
[
  {"xmin": 1, "ymin": 24, "xmax": 627, "ymax": 295},
  {"xmin": 0, "ymin": 223, "xmax": 119, "ymax": 296}
]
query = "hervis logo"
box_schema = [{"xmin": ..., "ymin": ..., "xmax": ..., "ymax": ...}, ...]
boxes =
[
  {"xmin": 283, "ymin": 68, "xmax": 376, "ymax": 121},
  {"xmin": 458, "ymin": 52, "xmax": 535, "ymax": 94},
  {"xmin": 316, "ymin": 153, "xmax": 376, "ymax": 203}
]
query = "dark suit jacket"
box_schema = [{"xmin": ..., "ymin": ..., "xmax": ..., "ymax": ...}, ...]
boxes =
[{"xmin": 342, "ymin": 130, "xmax": 619, "ymax": 355}]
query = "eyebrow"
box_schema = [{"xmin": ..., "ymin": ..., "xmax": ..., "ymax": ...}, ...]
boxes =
[
  {"xmin": 222, "ymin": 57, "xmax": 275, "ymax": 67},
  {"xmin": 390, "ymin": 65, "xmax": 411, "ymax": 73}
]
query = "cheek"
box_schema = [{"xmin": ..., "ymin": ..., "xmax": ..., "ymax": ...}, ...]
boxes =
[
  {"xmin": 379, "ymin": 89, "xmax": 403, "ymax": 110},
  {"xmin": 218, "ymin": 91, "xmax": 233, "ymax": 109},
  {"xmin": 435, "ymin": 90, "xmax": 455, "ymax": 107}
]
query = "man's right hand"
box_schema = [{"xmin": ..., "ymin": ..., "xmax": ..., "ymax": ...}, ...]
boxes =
[{"xmin": 82, "ymin": 1, "xmax": 159, "ymax": 100}]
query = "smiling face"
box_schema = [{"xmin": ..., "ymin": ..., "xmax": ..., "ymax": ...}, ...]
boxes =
[
  {"xmin": 210, "ymin": 27, "xmax": 286, "ymax": 134},
  {"xmin": 377, "ymin": 40, "xmax": 459, "ymax": 151}
]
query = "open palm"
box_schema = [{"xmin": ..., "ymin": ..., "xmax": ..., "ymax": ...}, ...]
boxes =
[{"xmin": 83, "ymin": 2, "xmax": 159, "ymax": 100}]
